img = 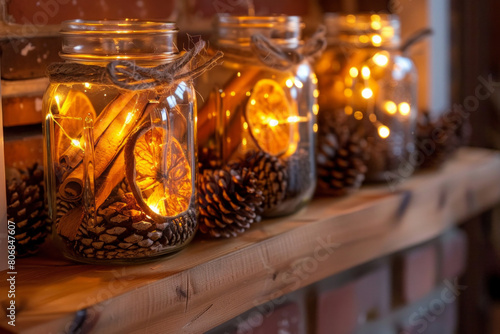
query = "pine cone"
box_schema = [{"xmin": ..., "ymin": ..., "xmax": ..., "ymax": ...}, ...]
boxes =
[
  {"xmin": 67, "ymin": 192, "xmax": 197, "ymax": 260},
  {"xmin": 237, "ymin": 151, "xmax": 288, "ymax": 212},
  {"xmin": 416, "ymin": 110, "xmax": 471, "ymax": 169},
  {"xmin": 316, "ymin": 123, "xmax": 369, "ymax": 196},
  {"xmin": 6, "ymin": 163, "xmax": 48, "ymax": 256},
  {"xmin": 198, "ymin": 167, "xmax": 263, "ymax": 238}
]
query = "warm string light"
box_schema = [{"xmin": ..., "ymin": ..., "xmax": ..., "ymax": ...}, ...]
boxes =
[
  {"xmin": 398, "ymin": 102, "xmax": 411, "ymax": 115},
  {"xmin": 341, "ymin": 16, "xmax": 412, "ymax": 140},
  {"xmin": 373, "ymin": 53, "xmax": 389, "ymax": 67},
  {"xmin": 378, "ymin": 125, "xmax": 390, "ymax": 138},
  {"xmin": 361, "ymin": 88, "xmax": 373, "ymax": 99},
  {"xmin": 53, "ymin": 94, "xmax": 84, "ymax": 149},
  {"xmin": 349, "ymin": 67, "xmax": 359, "ymax": 78},
  {"xmin": 312, "ymin": 104, "xmax": 319, "ymax": 115},
  {"xmin": 384, "ymin": 101, "xmax": 397, "ymax": 114}
]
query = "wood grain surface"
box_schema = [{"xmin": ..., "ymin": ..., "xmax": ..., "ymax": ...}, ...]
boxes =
[{"xmin": 2, "ymin": 148, "xmax": 500, "ymax": 334}]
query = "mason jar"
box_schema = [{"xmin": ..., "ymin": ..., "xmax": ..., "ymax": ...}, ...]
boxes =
[
  {"xmin": 43, "ymin": 20, "xmax": 198, "ymax": 263},
  {"xmin": 196, "ymin": 15, "xmax": 317, "ymax": 217},
  {"xmin": 315, "ymin": 14, "xmax": 417, "ymax": 183}
]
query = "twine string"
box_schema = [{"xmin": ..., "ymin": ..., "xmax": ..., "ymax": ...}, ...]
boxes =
[
  {"xmin": 47, "ymin": 40, "xmax": 224, "ymax": 90},
  {"xmin": 250, "ymin": 25, "xmax": 327, "ymax": 71}
]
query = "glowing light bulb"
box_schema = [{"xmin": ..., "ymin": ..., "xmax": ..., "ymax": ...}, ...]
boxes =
[
  {"xmin": 346, "ymin": 15, "xmax": 356, "ymax": 24},
  {"xmin": 230, "ymin": 91, "xmax": 236, "ymax": 97},
  {"xmin": 237, "ymin": 72, "xmax": 241, "ymax": 77},
  {"xmin": 313, "ymin": 89, "xmax": 319, "ymax": 98},
  {"xmin": 378, "ymin": 125, "xmax": 390, "ymax": 138},
  {"xmin": 361, "ymin": 66, "xmax": 371, "ymax": 79},
  {"xmin": 71, "ymin": 139, "xmax": 81, "ymax": 148},
  {"xmin": 361, "ymin": 88, "xmax": 373, "ymax": 99},
  {"xmin": 354, "ymin": 111, "xmax": 363, "ymax": 120},
  {"xmin": 313, "ymin": 104, "xmax": 319, "ymax": 115},
  {"xmin": 313, "ymin": 123, "xmax": 318, "ymax": 132},
  {"xmin": 84, "ymin": 82, "xmax": 91, "ymax": 89},
  {"xmin": 269, "ymin": 119, "xmax": 279, "ymax": 127},
  {"xmin": 398, "ymin": 102, "xmax": 411, "ymax": 115},
  {"xmin": 295, "ymin": 80, "xmax": 303, "ymax": 88},
  {"xmin": 359, "ymin": 35, "xmax": 370, "ymax": 43},
  {"xmin": 286, "ymin": 79, "xmax": 293, "ymax": 88},
  {"xmin": 371, "ymin": 20, "xmax": 382, "ymax": 30},
  {"xmin": 243, "ymin": 122, "xmax": 248, "ymax": 130},
  {"xmin": 369, "ymin": 114, "xmax": 377, "ymax": 122},
  {"xmin": 344, "ymin": 89, "xmax": 353, "ymax": 98},
  {"xmin": 372, "ymin": 34, "xmax": 382, "ymax": 46},
  {"xmin": 264, "ymin": 93, "xmax": 269, "ymax": 99},
  {"xmin": 373, "ymin": 53, "xmax": 389, "ymax": 67},
  {"xmin": 384, "ymin": 101, "xmax": 397, "ymax": 114},
  {"xmin": 349, "ymin": 67, "xmax": 359, "ymax": 78},
  {"xmin": 345, "ymin": 106, "xmax": 353, "ymax": 115},
  {"xmin": 226, "ymin": 110, "xmax": 231, "ymax": 117},
  {"xmin": 250, "ymin": 99, "xmax": 256, "ymax": 105}
]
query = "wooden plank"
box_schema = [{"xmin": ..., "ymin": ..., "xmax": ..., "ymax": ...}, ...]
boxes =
[
  {"xmin": 0, "ymin": 36, "xmax": 61, "ymax": 80},
  {"xmin": 1, "ymin": 78, "xmax": 48, "ymax": 98},
  {"xmin": 3, "ymin": 134, "xmax": 43, "ymax": 168},
  {"xmin": 2, "ymin": 95, "xmax": 44, "ymax": 127},
  {"xmin": 1, "ymin": 148, "xmax": 500, "ymax": 333}
]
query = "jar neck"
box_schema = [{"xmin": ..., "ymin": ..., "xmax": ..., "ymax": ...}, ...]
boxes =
[
  {"xmin": 60, "ymin": 19, "xmax": 179, "ymax": 64},
  {"xmin": 324, "ymin": 13, "xmax": 401, "ymax": 49},
  {"xmin": 215, "ymin": 15, "xmax": 303, "ymax": 51}
]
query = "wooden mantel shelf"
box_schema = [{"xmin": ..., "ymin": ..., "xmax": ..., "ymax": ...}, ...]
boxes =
[{"xmin": 3, "ymin": 148, "xmax": 500, "ymax": 334}]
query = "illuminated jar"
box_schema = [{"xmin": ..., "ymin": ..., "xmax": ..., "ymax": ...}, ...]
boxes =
[
  {"xmin": 316, "ymin": 14, "xmax": 417, "ymax": 182},
  {"xmin": 196, "ymin": 15, "xmax": 317, "ymax": 217},
  {"xmin": 43, "ymin": 20, "xmax": 198, "ymax": 263}
]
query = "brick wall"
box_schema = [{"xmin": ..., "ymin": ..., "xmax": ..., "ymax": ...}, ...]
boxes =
[{"xmin": 208, "ymin": 228, "xmax": 468, "ymax": 334}]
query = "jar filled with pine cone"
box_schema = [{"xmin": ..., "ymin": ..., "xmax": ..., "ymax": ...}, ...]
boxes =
[
  {"xmin": 416, "ymin": 109, "xmax": 471, "ymax": 169},
  {"xmin": 6, "ymin": 163, "xmax": 48, "ymax": 256},
  {"xmin": 316, "ymin": 121, "xmax": 369, "ymax": 196},
  {"xmin": 198, "ymin": 166, "xmax": 263, "ymax": 238}
]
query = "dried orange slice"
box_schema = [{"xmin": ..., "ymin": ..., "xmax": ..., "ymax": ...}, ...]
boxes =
[
  {"xmin": 125, "ymin": 121, "xmax": 192, "ymax": 221},
  {"xmin": 53, "ymin": 89, "xmax": 96, "ymax": 158},
  {"xmin": 245, "ymin": 79, "xmax": 297, "ymax": 157}
]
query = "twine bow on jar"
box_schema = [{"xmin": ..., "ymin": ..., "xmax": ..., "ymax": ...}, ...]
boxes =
[
  {"xmin": 250, "ymin": 25, "xmax": 327, "ymax": 71},
  {"xmin": 47, "ymin": 40, "xmax": 224, "ymax": 90}
]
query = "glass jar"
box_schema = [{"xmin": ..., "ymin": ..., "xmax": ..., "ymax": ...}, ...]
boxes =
[
  {"xmin": 315, "ymin": 14, "xmax": 417, "ymax": 183},
  {"xmin": 43, "ymin": 20, "xmax": 198, "ymax": 263},
  {"xmin": 196, "ymin": 15, "xmax": 317, "ymax": 217}
]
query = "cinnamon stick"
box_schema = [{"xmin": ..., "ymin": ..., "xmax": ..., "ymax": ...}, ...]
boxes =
[
  {"xmin": 58, "ymin": 150, "xmax": 126, "ymax": 240},
  {"xmin": 53, "ymin": 90, "xmax": 96, "ymax": 163},
  {"xmin": 57, "ymin": 102, "xmax": 161, "ymax": 239},
  {"xmin": 59, "ymin": 91, "xmax": 137, "ymax": 170},
  {"xmin": 197, "ymin": 68, "xmax": 261, "ymax": 144},
  {"xmin": 59, "ymin": 92, "xmax": 149, "ymax": 202}
]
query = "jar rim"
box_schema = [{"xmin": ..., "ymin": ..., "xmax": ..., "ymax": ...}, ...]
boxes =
[
  {"xmin": 59, "ymin": 19, "xmax": 180, "ymax": 63},
  {"xmin": 61, "ymin": 19, "xmax": 178, "ymax": 35},
  {"xmin": 216, "ymin": 14, "xmax": 302, "ymax": 27},
  {"xmin": 215, "ymin": 14, "xmax": 303, "ymax": 50}
]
